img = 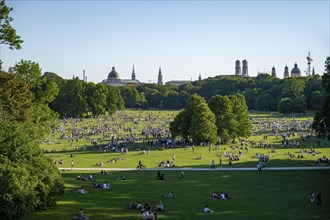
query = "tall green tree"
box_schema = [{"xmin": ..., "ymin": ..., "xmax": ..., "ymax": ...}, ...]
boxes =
[
  {"xmin": 120, "ymin": 87, "xmax": 142, "ymax": 108},
  {"xmin": 170, "ymin": 94, "xmax": 213, "ymax": 143},
  {"xmin": 52, "ymin": 78, "xmax": 88, "ymax": 117},
  {"xmin": 229, "ymin": 94, "xmax": 252, "ymax": 141},
  {"xmin": 0, "ymin": 0, "xmax": 23, "ymax": 49},
  {"xmin": 313, "ymin": 57, "xmax": 330, "ymax": 140},
  {"xmin": 0, "ymin": 72, "xmax": 34, "ymax": 123},
  {"xmin": 0, "ymin": 109, "xmax": 64, "ymax": 220},
  {"xmin": 106, "ymin": 86, "xmax": 125, "ymax": 114},
  {"xmin": 209, "ymin": 95, "xmax": 235, "ymax": 143},
  {"xmin": 189, "ymin": 102, "xmax": 218, "ymax": 144},
  {"xmin": 9, "ymin": 60, "xmax": 59, "ymax": 136},
  {"xmin": 85, "ymin": 82, "xmax": 108, "ymax": 116}
]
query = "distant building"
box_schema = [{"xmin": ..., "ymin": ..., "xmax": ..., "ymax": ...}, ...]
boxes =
[
  {"xmin": 157, "ymin": 67, "xmax": 163, "ymax": 85},
  {"xmin": 102, "ymin": 66, "xmax": 141, "ymax": 87},
  {"xmin": 235, "ymin": 60, "xmax": 241, "ymax": 76},
  {"xmin": 242, "ymin": 60, "xmax": 248, "ymax": 77},
  {"xmin": 291, "ymin": 63, "xmax": 301, "ymax": 77},
  {"xmin": 284, "ymin": 65, "xmax": 289, "ymax": 78},
  {"xmin": 235, "ymin": 60, "xmax": 248, "ymax": 77},
  {"xmin": 271, "ymin": 66, "xmax": 276, "ymax": 77}
]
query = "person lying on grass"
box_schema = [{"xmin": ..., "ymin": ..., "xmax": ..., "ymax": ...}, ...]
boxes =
[
  {"xmin": 75, "ymin": 186, "xmax": 88, "ymax": 194},
  {"xmin": 203, "ymin": 205, "xmax": 214, "ymax": 213},
  {"xmin": 93, "ymin": 181, "xmax": 111, "ymax": 189},
  {"xmin": 210, "ymin": 192, "xmax": 231, "ymax": 199},
  {"xmin": 76, "ymin": 174, "xmax": 87, "ymax": 181},
  {"xmin": 161, "ymin": 192, "xmax": 176, "ymax": 198}
]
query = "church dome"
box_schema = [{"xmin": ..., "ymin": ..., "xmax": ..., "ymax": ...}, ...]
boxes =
[
  {"xmin": 108, "ymin": 67, "xmax": 120, "ymax": 80},
  {"xmin": 291, "ymin": 63, "xmax": 301, "ymax": 74}
]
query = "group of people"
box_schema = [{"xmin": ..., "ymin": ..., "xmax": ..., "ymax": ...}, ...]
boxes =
[
  {"xmin": 210, "ymin": 192, "xmax": 231, "ymax": 200},
  {"xmin": 92, "ymin": 181, "xmax": 111, "ymax": 190},
  {"xmin": 129, "ymin": 201, "xmax": 163, "ymax": 220}
]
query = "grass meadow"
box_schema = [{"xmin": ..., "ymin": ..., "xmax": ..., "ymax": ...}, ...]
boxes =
[{"xmin": 25, "ymin": 110, "xmax": 330, "ymax": 219}]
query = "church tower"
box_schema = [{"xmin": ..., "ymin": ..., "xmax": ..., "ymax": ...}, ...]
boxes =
[
  {"xmin": 284, "ymin": 65, "xmax": 289, "ymax": 78},
  {"xmin": 157, "ymin": 67, "xmax": 163, "ymax": 85},
  {"xmin": 198, "ymin": 73, "xmax": 202, "ymax": 81},
  {"xmin": 235, "ymin": 60, "xmax": 241, "ymax": 76},
  {"xmin": 242, "ymin": 60, "xmax": 248, "ymax": 77},
  {"xmin": 271, "ymin": 66, "xmax": 276, "ymax": 77},
  {"xmin": 131, "ymin": 66, "xmax": 136, "ymax": 80}
]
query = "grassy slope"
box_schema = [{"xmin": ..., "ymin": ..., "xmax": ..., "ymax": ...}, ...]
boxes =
[
  {"xmin": 27, "ymin": 170, "xmax": 330, "ymax": 220},
  {"xmin": 25, "ymin": 110, "xmax": 330, "ymax": 219}
]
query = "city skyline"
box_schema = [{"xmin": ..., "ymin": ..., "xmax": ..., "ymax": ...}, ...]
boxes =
[{"xmin": 1, "ymin": 1, "xmax": 329, "ymax": 83}]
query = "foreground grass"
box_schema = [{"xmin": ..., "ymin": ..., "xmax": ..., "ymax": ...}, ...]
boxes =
[{"xmin": 26, "ymin": 170, "xmax": 330, "ymax": 220}]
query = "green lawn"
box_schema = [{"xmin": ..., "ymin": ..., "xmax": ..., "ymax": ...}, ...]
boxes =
[
  {"xmin": 25, "ymin": 170, "xmax": 330, "ymax": 220},
  {"xmin": 25, "ymin": 110, "xmax": 330, "ymax": 219}
]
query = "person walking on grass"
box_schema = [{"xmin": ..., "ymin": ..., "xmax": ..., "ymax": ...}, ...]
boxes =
[
  {"xmin": 310, "ymin": 191, "xmax": 315, "ymax": 204},
  {"xmin": 71, "ymin": 160, "xmax": 74, "ymax": 170}
]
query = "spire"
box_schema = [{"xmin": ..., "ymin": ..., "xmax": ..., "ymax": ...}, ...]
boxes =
[
  {"xmin": 131, "ymin": 65, "xmax": 136, "ymax": 80},
  {"xmin": 312, "ymin": 66, "xmax": 315, "ymax": 76},
  {"xmin": 157, "ymin": 66, "xmax": 163, "ymax": 85},
  {"xmin": 198, "ymin": 73, "xmax": 201, "ymax": 80}
]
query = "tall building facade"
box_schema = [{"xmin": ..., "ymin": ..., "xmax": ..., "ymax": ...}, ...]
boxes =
[
  {"xmin": 235, "ymin": 60, "xmax": 241, "ymax": 76},
  {"xmin": 271, "ymin": 66, "xmax": 276, "ymax": 77},
  {"xmin": 242, "ymin": 60, "xmax": 248, "ymax": 77},
  {"xmin": 291, "ymin": 63, "xmax": 301, "ymax": 77},
  {"xmin": 284, "ymin": 65, "xmax": 289, "ymax": 78},
  {"xmin": 157, "ymin": 67, "xmax": 163, "ymax": 85}
]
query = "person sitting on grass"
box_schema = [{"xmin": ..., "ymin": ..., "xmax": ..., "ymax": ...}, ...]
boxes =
[
  {"xmin": 116, "ymin": 175, "xmax": 126, "ymax": 180},
  {"xmin": 129, "ymin": 202, "xmax": 143, "ymax": 210},
  {"xmin": 161, "ymin": 192, "xmax": 176, "ymax": 198},
  {"xmin": 74, "ymin": 208, "xmax": 88, "ymax": 220},
  {"xmin": 102, "ymin": 181, "xmax": 111, "ymax": 189},
  {"xmin": 203, "ymin": 205, "xmax": 214, "ymax": 213},
  {"xmin": 210, "ymin": 192, "xmax": 219, "ymax": 199},
  {"xmin": 155, "ymin": 200, "xmax": 164, "ymax": 211}
]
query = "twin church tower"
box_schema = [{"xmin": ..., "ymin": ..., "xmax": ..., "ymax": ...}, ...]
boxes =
[{"xmin": 235, "ymin": 60, "xmax": 249, "ymax": 77}]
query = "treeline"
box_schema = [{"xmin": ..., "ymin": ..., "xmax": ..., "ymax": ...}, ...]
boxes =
[{"xmin": 45, "ymin": 72, "xmax": 324, "ymax": 116}]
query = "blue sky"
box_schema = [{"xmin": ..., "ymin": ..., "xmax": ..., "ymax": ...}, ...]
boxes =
[{"xmin": 1, "ymin": 0, "xmax": 329, "ymax": 83}]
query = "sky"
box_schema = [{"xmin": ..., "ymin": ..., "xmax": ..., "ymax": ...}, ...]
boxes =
[{"xmin": 1, "ymin": 0, "xmax": 329, "ymax": 84}]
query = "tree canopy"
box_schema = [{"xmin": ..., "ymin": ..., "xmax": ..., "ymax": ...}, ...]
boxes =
[
  {"xmin": 312, "ymin": 57, "xmax": 330, "ymax": 140},
  {"xmin": 0, "ymin": 0, "xmax": 23, "ymax": 49}
]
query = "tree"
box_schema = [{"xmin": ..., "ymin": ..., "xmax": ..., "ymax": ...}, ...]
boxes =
[
  {"xmin": 0, "ymin": 0, "xmax": 23, "ymax": 49},
  {"xmin": 9, "ymin": 60, "xmax": 59, "ymax": 137},
  {"xmin": 0, "ymin": 72, "xmax": 34, "ymax": 123},
  {"xmin": 106, "ymin": 86, "xmax": 125, "ymax": 114},
  {"xmin": 209, "ymin": 95, "xmax": 235, "ymax": 143},
  {"xmin": 277, "ymin": 97, "xmax": 294, "ymax": 114},
  {"xmin": 189, "ymin": 102, "xmax": 218, "ymax": 144},
  {"xmin": 170, "ymin": 94, "xmax": 214, "ymax": 143},
  {"xmin": 120, "ymin": 87, "xmax": 142, "ymax": 108},
  {"xmin": 0, "ymin": 109, "xmax": 64, "ymax": 220},
  {"xmin": 52, "ymin": 78, "xmax": 88, "ymax": 117},
  {"xmin": 281, "ymin": 78, "xmax": 305, "ymax": 99},
  {"xmin": 255, "ymin": 92, "xmax": 276, "ymax": 111},
  {"xmin": 229, "ymin": 94, "xmax": 252, "ymax": 140},
  {"xmin": 313, "ymin": 57, "xmax": 330, "ymax": 140},
  {"xmin": 85, "ymin": 82, "xmax": 107, "ymax": 116}
]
